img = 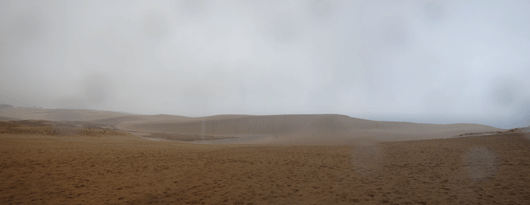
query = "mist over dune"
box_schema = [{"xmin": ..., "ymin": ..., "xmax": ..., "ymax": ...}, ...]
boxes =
[
  {"xmin": 0, "ymin": 105, "xmax": 503, "ymax": 145},
  {"xmin": 1, "ymin": 0, "xmax": 529, "ymax": 129},
  {"xmin": 125, "ymin": 114, "xmax": 502, "ymax": 144},
  {"xmin": 2, "ymin": 1, "xmax": 529, "ymax": 204}
]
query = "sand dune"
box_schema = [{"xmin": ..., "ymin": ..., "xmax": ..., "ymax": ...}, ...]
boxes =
[
  {"xmin": 1, "ymin": 107, "xmax": 504, "ymax": 145},
  {"xmin": 0, "ymin": 106, "xmax": 131, "ymax": 122},
  {"xmin": 125, "ymin": 114, "xmax": 503, "ymax": 144}
]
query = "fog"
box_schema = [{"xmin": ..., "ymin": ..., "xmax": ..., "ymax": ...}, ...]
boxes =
[{"xmin": 1, "ymin": 0, "xmax": 529, "ymax": 129}]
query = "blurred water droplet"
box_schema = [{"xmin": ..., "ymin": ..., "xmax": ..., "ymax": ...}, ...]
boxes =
[
  {"xmin": 310, "ymin": 0, "xmax": 332, "ymax": 17},
  {"xmin": 273, "ymin": 19, "xmax": 296, "ymax": 42},
  {"xmin": 85, "ymin": 85, "xmax": 106, "ymax": 104},
  {"xmin": 53, "ymin": 98, "xmax": 85, "ymax": 110},
  {"xmin": 10, "ymin": 13, "xmax": 44, "ymax": 41},
  {"xmin": 424, "ymin": 2, "xmax": 445, "ymax": 21},
  {"xmin": 494, "ymin": 88, "xmax": 515, "ymax": 107},
  {"xmin": 464, "ymin": 147, "xmax": 500, "ymax": 181},
  {"xmin": 423, "ymin": 89, "xmax": 452, "ymax": 114},
  {"xmin": 81, "ymin": 74, "xmax": 112, "ymax": 106},
  {"xmin": 201, "ymin": 120, "xmax": 206, "ymax": 141},
  {"xmin": 182, "ymin": 0, "xmax": 204, "ymax": 14},
  {"xmin": 143, "ymin": 13, "xmax": 169, "ymax": 40},
  {"xmin": 46, "ymin": 110, "xmax": 81, "ymax": 121},
  {"xmin": 384, "ymin": 23, "xmax": 408, "ymax": 46},
  {"xmin": 351, "ymin": 141, "xmax": 383, "ymax": 177},
  {"xmin": 490, "ymin": 78, "xmax": 522, "ymax": 109}
]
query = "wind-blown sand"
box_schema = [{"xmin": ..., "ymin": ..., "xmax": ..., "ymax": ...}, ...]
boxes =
[{"xmin": 1, "ymin": 107, "xmax": 529, "ymax": 204}]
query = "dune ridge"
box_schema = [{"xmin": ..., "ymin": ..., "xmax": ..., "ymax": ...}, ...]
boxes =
[
  {"xmin": 124, "ymin": 114, "xmax": 503, "ymax": 144},
  {"xmin": 1, "ymin": 107, "xmax": 505, "ymax": 144}
]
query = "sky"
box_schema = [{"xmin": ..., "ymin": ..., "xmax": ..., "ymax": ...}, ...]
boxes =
[{"xmin": 1, "ymin": 0, "xmax": 529, "ymax": 129}]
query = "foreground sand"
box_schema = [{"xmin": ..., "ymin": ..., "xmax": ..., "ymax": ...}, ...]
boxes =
[{"xmin": 1, "ymin": 122, "xmax": 529, "ymax": 204}]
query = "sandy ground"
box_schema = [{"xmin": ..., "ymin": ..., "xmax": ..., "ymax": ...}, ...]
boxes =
[{"xmin": 1, "ymin": 120, "xmax": 529, "ymax": 205}]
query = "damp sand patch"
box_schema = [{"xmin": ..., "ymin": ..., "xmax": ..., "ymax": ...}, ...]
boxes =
[
  {"xmin": 191, "ymin": 135, "xmax": 271, "ymax": 144},
  {"xmin": 143, "ymin": 133, "xmax": 238, "ymax": 142},
  {"xmin": 454, "ymin": 131, "xmax": 505, "ymax": 138},
  {"xmin": 141, "ymin": 133, "xmax": 271, "ymax": 144}
]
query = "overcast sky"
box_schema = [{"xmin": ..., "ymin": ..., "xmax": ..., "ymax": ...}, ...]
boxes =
[{"xmin": 1, "ymin": 0, "xmax": 529, "ymax": 129}]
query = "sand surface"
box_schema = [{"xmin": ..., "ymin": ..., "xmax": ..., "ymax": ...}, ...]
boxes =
[
  {"xmin": 1, "ymin": 120, "xmax": 530, "ymax": 204},
  {"xmin": 1, "ymin": 107, "xmax": 527, "ymax": 204}
]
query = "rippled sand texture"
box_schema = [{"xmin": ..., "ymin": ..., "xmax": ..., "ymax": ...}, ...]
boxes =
[{"xmin": 1, "ymin": 122, "xmax": 529, "ymax": 204}]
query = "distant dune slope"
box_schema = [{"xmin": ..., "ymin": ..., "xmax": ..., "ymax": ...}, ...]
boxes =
[
  {"xmin": 0, "ymin": 120, "xmax": 128, "ymax": 136},
  {"xmin": 0, "ymin": 116, "xmax": 19, "ymax": 121},
  {"xmin": 1, "ymin": 107, "xmax": 505, "ymax": 144},
  {"xmin": 0, "ymin": 106, "xmax": 130, "ymax": 122},
  {"xmin": 126, "ymin": 114, "xmax": 503, "ymax": 144}
]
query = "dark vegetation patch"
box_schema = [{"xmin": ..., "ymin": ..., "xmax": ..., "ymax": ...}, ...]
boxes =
[
  {"xmin": 146, "ymin": 133, "xmax": 237, "ymax": 142},
  {"xmin": 0, "ymin": 104, "xmax": 13, "ymax": 109},
  {"xmin": 0, "ymin": 120, "xmax": 128, "ymax": 136}
]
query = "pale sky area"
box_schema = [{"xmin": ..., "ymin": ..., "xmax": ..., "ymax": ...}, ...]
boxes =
[{"xmin": 1, "ymin": 0, "xmax": 529, "ymax": 129}]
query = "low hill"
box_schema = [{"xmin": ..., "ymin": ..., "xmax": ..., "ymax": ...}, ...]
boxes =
[
  {"xmin": 125, "ymin": 114, "xmax": 503, "ymax": 145},
  {"xmin": 1, "ymin": 107, "xmax": 505, "ymax": 145}
]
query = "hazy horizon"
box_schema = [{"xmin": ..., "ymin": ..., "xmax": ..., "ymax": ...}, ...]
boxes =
[{"xmin": 1, "ymin": 0, "xmax": 529, "ymax": 129}]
